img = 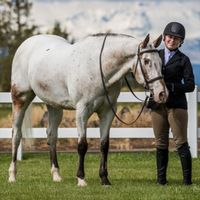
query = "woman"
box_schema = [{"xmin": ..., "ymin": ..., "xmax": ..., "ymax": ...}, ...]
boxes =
[{"xmin": 147, "ymin": 22, "xmax": 195, "ymax": 185}]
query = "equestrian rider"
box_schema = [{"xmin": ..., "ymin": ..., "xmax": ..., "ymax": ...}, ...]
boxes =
[{"xmin": 147, "ymin": 22, "xmax": 195, "ymax": 185}]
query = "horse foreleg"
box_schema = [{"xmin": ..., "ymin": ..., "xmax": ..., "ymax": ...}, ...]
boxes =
[
  {"xmin": 98, "ymin": 108, "xmax": 115, "ymax": 185},
  {"xmin": 77, "ymin": 138, "xmax": 88, "ymax": 186},
  {"xmin": 99, "ymin": 139, "xmax": 110, "ymax": 185},
  {"xmin": 47, "ymin": 105, "xmax": 63, "ymax": 182},
  {"xmin": 76, "ymin": 105, "xmax": 89, "ymax": 187}
]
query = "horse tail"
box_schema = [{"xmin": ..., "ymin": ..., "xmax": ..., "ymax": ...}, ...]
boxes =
[{"xmin": 11, "ymin": 36, "xmax": 36, "ymax": 146}]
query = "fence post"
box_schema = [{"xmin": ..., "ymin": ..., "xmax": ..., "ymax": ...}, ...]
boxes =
[{"xmin": 187, "ymin": 85, "xmax": 198, "ymax": 158}]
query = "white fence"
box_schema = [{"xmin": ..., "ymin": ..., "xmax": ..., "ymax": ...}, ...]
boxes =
[{"xmin": 0, "ymin": 86, "xmax": 199, "ymax": 159}]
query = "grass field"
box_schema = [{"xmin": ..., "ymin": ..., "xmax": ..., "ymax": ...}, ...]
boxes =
[{"xmin": 1, "ymin": 152, "xmax": 200, "ymax": 200}]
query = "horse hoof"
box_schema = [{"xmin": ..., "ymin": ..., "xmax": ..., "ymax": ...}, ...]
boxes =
[
  {"xmin": 51, "ymin": 167, "xmax": 62, "ymax": 182},
  {"xmin": 77, "ymin": 177, "xmax": 87, "ymax": 187},
  {"xmin": 101, "ymin": 177, "xmax": 111, "ymax": 186},
  {"xmin": 8, "ymin": 175, "xmax": 16, "ymax": 183},
  {"xmin": 8, "ymin": 163, "xmax": 16, "ymax": 182},
  {"xmin": 102, "ymin": 182, "xmax": 111, "ymax": 186},
  {"xmin": 53, "ymin": 174, "xmax": 62, "ymax": 182}
]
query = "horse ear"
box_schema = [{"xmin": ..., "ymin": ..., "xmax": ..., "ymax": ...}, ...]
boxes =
[
  {"xmin": 140, "ymin": 34, "xmax": 150, "ymax": 49},
  {"xmin": 153, "ymin": 35, "xmax": 162, "ymax": 48}
]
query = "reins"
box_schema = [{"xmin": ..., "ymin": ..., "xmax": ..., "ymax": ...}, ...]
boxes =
[
  {"xmin": 124, "ymin": 74, "xmax": 144, "ymax": 102},
  {"xmin": 99, "ymin": 33, "xmax": 150, "ymax": 125}
]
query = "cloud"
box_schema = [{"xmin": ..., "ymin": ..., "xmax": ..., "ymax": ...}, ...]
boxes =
[{"xmin": 32, "ymin": 0, "xmax": 200, "ymax": 63}]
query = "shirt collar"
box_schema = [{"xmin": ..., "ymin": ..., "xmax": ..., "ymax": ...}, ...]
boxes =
[
  {"xmin": 164, "ymin": 47, "xmax": 177, "ymax": 57},
  {"xmin": 164, "ymin": 47, "xmax": 177, "ymax": 64}
]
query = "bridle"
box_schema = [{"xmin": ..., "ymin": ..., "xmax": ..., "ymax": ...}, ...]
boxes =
[
  {"xmin": 134, "ymin": 46, "xmax": 163, "ymax": 90},
  {"xmin": 99, "ymin": 33, "xmax": 163, "ymax": 125}
]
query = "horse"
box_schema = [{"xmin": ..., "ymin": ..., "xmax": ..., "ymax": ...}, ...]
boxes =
[{"xmin": 8, "ymin": 33, "xmax": 168, "ymax": 186}]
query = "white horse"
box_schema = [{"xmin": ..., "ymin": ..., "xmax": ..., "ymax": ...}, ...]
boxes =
[{"xmin": 9, "ymin": 33, "xmax": 168, "ymax": 186}]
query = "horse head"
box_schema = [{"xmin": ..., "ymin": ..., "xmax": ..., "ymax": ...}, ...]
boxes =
[{"xmin": 133, "ymin": 34, "xmax": 168, "ymax": 103}]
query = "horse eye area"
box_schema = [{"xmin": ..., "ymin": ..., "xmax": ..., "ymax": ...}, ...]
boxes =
[{"xmin": 144, "ymin": 58, "xmax": 150, "ymax": 65}]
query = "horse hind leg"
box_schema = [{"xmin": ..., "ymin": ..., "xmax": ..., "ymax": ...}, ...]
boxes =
[
  {"xmin": 8, "ymin": 88, "xmax": 35, "ymax": 182},
  {"xmin": 46, "ymin": 105, "xmax": 63, "ymax": 182}
]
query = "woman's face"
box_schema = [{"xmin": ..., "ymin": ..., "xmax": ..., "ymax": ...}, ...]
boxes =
[{"xmin": 164, "ymin": 35, "xmax": 183, "ymax": 50}]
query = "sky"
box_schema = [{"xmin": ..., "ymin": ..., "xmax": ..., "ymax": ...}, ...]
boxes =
[{"xmin": 30, "ymin": 0, "xmax": 200, "ymax": 64}]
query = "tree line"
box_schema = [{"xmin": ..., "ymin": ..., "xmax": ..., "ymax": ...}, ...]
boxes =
[{"xmin": 0, "ymin": 0, "xmax": 71, "ymax": 92}]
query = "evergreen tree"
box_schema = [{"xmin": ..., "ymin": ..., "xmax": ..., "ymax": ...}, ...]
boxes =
[
  {"xmin": 50, "ymin": 21, "xmax": 74, "ymax": 44},
  {"xmin": 0, "ymin": 1, "xmax": 73, "ymax": 91},
  {"xmin": 0, "ymin": 0, "xmax": 37, "ymax": 91}
]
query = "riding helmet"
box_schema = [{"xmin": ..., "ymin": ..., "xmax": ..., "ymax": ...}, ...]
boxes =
[{"xmin": 163, "ymin": 22, "xmax": 185, "ymax": 40}]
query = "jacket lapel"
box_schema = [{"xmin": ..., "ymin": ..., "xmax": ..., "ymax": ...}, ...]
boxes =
[{"xmin": 159, "ymin": 49, "xmax": 165, "ymax": 64}]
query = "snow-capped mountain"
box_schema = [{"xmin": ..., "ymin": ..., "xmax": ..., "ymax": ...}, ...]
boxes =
[{"xmin": 32, "ymin": 0, "xmax": 200, "ymax": 64}]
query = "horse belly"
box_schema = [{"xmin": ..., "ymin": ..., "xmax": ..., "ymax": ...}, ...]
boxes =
[
  {"xmin": 28, "ymin": 56, "xmax": 75, "ymax": 109},
  {"xmin": 29, "ymin": 69, "xmax": 75, "ymax": 109}
]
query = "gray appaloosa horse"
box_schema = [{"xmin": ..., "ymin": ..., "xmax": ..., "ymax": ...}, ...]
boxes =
[{"xmin": 9, "ymin": 33, "xmax": 168, "ymax": 186}]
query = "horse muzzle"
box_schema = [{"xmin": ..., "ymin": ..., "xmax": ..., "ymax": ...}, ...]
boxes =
[{"xmin": 153, "ymin": 87, "xmax": 169, "ymax": 103}]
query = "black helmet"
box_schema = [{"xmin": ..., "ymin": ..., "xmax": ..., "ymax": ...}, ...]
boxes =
[{"xmin": 163, "ymin": 22, "xmax": 185, "ymax": 40}]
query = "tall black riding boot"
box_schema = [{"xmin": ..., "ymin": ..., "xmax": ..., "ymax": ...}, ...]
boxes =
[
  {"xmin": 178, "ymin": 142, "xmax": 192, "ymax": 185},
  {"xmin": 156, "ymin": 148, "xmax": 168, "ymax": 185}
]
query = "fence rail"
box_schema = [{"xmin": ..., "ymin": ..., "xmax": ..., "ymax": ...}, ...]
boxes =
[{"xmin": 0, "ymin": 87, "xmax": 199, "ymax": 159}]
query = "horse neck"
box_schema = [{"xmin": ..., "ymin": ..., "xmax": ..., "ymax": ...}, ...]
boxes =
[{"xmin": 101, "ymin": 36, "xmax": 138, "ymax": 87}]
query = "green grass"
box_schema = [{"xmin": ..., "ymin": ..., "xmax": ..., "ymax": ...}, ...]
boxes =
[{"xmin": 1, "ymin": 152, "xmax": 200, "ymax": 200}]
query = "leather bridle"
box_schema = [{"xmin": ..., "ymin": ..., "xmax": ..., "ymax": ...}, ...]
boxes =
[{"xmin": 134, "ymin": 47, "xmax": 163, "ymax": 90}]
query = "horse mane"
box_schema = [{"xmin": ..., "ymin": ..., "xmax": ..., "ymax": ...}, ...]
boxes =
[{"xmin": 89, "ymin": 32, "xmax": 135, "ymax": 39}]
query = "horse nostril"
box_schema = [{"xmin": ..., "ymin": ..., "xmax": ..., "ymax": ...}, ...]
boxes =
[{"xmin": 159, "ymin": 91, "xmax": 166, "ymax": 102}]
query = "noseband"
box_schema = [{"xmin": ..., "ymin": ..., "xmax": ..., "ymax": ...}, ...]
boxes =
[{"xmin": 135, "ymin": 47, "xmax": 163, "ymax": 89}]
